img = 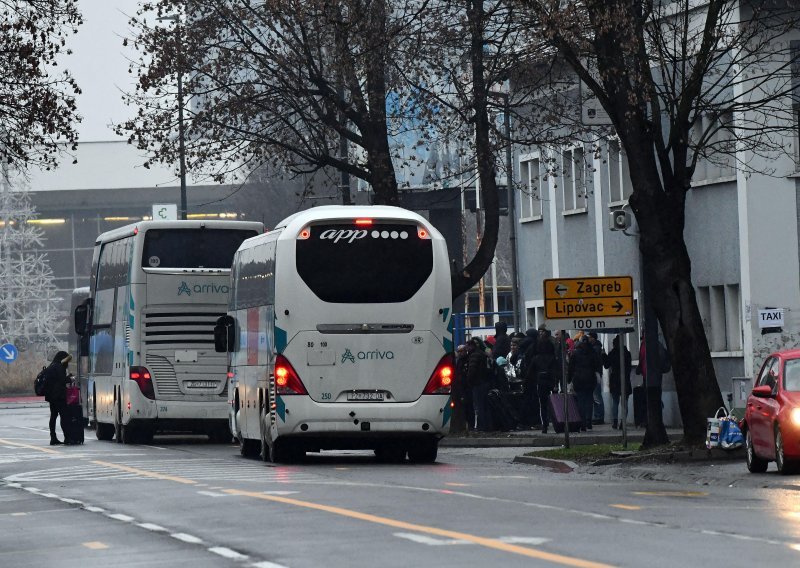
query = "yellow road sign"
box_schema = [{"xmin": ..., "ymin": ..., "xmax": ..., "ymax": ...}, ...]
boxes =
[{"xmin": 544, "ymin": 276, "xmax": 634, "ymax": 320}]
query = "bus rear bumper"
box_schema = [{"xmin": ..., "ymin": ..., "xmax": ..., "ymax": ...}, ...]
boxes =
[
  {"xmin": 155, "ymin": 399, "xmax": 230, "ymax": 421},
  {"xmin": 273, "ymin": 394, "xmax": 451, "ymax": 439}
]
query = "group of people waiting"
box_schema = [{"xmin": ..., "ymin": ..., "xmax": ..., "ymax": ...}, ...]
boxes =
[{"xmin": 454, "ymin": 323, "xmax": 633, "ymax": 433}]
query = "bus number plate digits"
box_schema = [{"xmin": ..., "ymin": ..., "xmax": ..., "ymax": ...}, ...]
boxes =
[
  {"xmin": 186, "ymin": 380, "xmax": 217, "ymax": 388},
  {"xmin": 347, "ymin": 391, "xmax": 384, "ymax": 401}
]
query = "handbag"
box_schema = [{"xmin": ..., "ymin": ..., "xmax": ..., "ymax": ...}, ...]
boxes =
[
  {"xmin": 706, "ymin": 407, "xmax": 727, "ymax": 449},
  {"xmin": 720, "ymin": 418, "xmax": 744, "ymax": 450},
  {"xmin": 66, "ymin": 383, "xmax": 80, "ymax": 406}
]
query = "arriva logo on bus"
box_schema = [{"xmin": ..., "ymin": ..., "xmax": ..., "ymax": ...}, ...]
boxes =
[
  {"xmin": 341, "ymin": 348, "xmax": 395, "ymax": 364},
  {"xmin": 177, "ymin": 281, "xmax": 231, "ymax": 297}
]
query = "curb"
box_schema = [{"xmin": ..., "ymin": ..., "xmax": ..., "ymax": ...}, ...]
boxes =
[
  {"xmin": 441, "ymin": 434, "xmax": 641, "ymax": 448},
  {"xmin": 513, "ymin": 455, "xmax": 576, "ymax": 473}
]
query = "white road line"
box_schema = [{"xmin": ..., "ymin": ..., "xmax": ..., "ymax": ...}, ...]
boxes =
[
  {"xmin": 208, "ymin": 547, "xmax": 249, "ymax": 560},
  {"xmin": 497, "ymin": 536, "xmax": 550, "ymax": 545},
  {"xmin": 138, "ymin": 523, "xmax": 167, "ymax": 532},
  {"xmin": 394, "ymin": 532, "xmax": 470, "ymax": 546},
  {"xmin": 171, "ymin": 533, "xmax": 204, "ymax": 544},
  {"xmin": 84, "ymin": 506, "xmax": 105, "ymax": 513},
  {"xmin": 59, "ymin": 498, "xmax": 84, "ymax": 505},
  {"xmin": 197, "ymin": 490, "xmax": 228, "ymax": 498},
  {"xmin": 40, "ymin": 492, "xmax": 59, "ymax": 498},
  {"xmin": 107, "ymin": 513, "xmax": 135, "ymax": 522},
  {"xmin": 261, "ymin": 491, "xmax": 299, "ymax": 495},
  {"xmin": 250, "ymin": 562, "xmax": 290, "ymax": 568}
]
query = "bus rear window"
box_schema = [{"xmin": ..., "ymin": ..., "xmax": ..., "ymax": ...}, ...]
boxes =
[
  {"xmin": 142, "ymin": 229, "xmax": 258, "ymax": 269},
  {"xmin": 296, "ymin": 223, "xmax": 433, "ymax": 303}
]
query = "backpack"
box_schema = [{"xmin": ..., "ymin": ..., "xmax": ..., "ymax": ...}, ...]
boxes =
[{"xmin": 34, "ymin": 366, "xmax": 47, "ymax": 396}]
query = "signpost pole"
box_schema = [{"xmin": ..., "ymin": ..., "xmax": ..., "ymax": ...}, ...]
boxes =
[
  {"xmin": 561, "ymin": 331, "xmax": 569, "ymax": 449},
  {"xmin": 620, "ymin": 336, "xmax": 627, "ymax": 449}
]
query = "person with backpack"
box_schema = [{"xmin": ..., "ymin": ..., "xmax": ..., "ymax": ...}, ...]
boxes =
[
  {"xmin": 43, "ymin": 351, "xmax": 73, "ymax": 445},
  {"xmin": 466, "ymin": 337, "xmax": 493, "ymax": 432},
  {"xmin": 568, "ymin": 336, "xmax": 602, "ymax": 431}
]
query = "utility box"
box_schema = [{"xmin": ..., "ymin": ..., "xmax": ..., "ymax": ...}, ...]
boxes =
[{"xmin": 731, "ymin": 377, "xmax": 752, "ymax": 419}]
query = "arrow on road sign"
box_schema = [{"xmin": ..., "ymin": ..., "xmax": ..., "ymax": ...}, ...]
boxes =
[
  {"xmin": 0, "ymin": 343, "xmax": 19, "ymax": 363},
  {"xmin": 555, "ymin": 284, "xmax": 568, "ymax": 297},
  {"xmin": 613, "ymin": 301, "xmax": 623, "ymax": 312}
]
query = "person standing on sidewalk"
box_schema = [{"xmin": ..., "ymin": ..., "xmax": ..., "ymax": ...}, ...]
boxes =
[
  {"xmin": 491, "ymin": 321, "xmax": 511, "ymax": 361},
  {"xmin": 588, "ymin": 332, "xmax": 606, "ymax": 425},
  {"xmin": 533, "ymin": 328, "xmax": 558, "ymax": 433},
  {"xmin": 603, "ymin": 335, "xmax": 633, "ymax": 429},
  {"xmin": 568, "ymin": 336, "xmax": 602, "ymax": 431},
  {"xmin": 43, "ymin": 351, "xmax": 72, "ymax": 445},
  {"xmin": 466, "ymin": 338, "xmax": 493, "ymax": 432}
]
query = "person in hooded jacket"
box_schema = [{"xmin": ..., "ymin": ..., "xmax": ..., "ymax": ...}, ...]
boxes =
[
  {"xmin": 43, "ymin": 351, "xmax": 72, "ymax": 445},
  {"xmin": 603, "ymin": 335, "xmax": 633, "ymax": 429},
  {"xmin": 568, "ymin": 337, "xmax": 602, "ymax": 431},
  {"xmin": 466, "ymin": 337, "xmax": 493, "ymax": 431},
  {"xmin": 533, "ymin": 328, "xmax": 559, "ymax": 433},
  {"xmin": 491, "ymin": 322, "xmax": 511, "ymax": 360}
]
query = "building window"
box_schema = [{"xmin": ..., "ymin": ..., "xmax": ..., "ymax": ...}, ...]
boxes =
[
  {"xmin": 691, "ymin": 112, "xmax": 735, "ymax": 182},
  {"xmin": 607, "ymin": 139, "xmax": 633, "ymax": 204},
  {"xmin": 561, "ymin": 145, "xmax": 588, "ymax": 213},
  {"xmin": 696, "ymin": 284, "xmax": 742, "ymax": 352},
  {"xmin": 519, "ymin": 154, "xmax": 545, "ymax": 220}
]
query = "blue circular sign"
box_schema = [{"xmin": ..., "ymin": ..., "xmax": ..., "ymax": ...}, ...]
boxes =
[{"xmin": 0, "ymin": 343, "xmax": 19, "ymax": 363}]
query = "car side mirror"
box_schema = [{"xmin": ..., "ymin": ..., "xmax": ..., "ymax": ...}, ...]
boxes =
[
  {"xmin": 214, "ymin": 315, "xmax": 236, "ymax": 353},
  {"xmin": 751, "ymin": 385, "xmax": 775, "ymax": 398}
]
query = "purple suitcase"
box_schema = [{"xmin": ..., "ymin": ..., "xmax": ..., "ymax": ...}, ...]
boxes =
[{"xmin": 548, "ymin": 393, "xmax": 582, "ymax": 433}]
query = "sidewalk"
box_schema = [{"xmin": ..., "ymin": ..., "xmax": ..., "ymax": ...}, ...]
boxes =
[
  {"xmin": 0, "ymin": 395, "xmax": 47, "ymax": 409},
  {"xmin": 442, "ymin": 422, "xmax": 686, "ymax": 448}
]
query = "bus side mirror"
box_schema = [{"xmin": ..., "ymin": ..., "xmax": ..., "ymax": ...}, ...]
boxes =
[
  {"xmin": 74, "ymin": 300, "xmax": 90, "ymax": 336},
  {"xmin": 214, "ymin": 315, "xmax": 236, "ymax": 353}
]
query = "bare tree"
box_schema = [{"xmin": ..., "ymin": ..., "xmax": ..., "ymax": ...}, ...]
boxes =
[
  {"xmin": 0, "ymin": 0, "xmax": 82, "ymax": 171},
  {"xmin": 519, "ymin": 0, "xmax": 800, "ymax": 445}
]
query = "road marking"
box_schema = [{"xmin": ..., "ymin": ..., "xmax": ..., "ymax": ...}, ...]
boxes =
[
  {"xmin": 138, "ymin": 523, "xmax": 167, "ymax": 532},
  {"xmin": 262, "ymin": 491, "xmax": 299, "ymax": 495},
  {"xmin": 92, "ymin": 460, "xmax": 197, "ymax": 485},
  {"xmin": 633, "ymin": 491, "xmax": 707, "ymax": 497},
  {"xmin": 83, "ymin": 541, "xmax": 109, "ymax": 550},
  {"xmin": 224, "ymin": 488, "xmax": 613, "ymax": 568},
  {"xmin": 107, "ymin": 513, "xmax": 135, "ymax": 522},
  {"xmin": 394, "ymin": 532, "xmax": 470, "ymax": 546},
  {"xmin": 84, "ymin": 506, "xmax": 105, "ymax": 513},
  {"xmin": 444, "ymin": 482, "xmax": 470, "ymax": 487},
  {"xmin": 0, "ymin": 438, "xmax": 60, "ymax": 455},
  {"xmin": 197, "ymin": 490, "xmax": 229, "ymax": 498},
  {"xmin": 610, "ymin": 504, "xmax": 641, "ymax": 511},
  {"xmin": 499, "ymin": 537, "xmax": 551, "ymax": 545},
  {"xmin": 209, "ymin": 546, "xmax": 249, "ymax": 560},
  {"xmin": 11, "ymin": 512, "xmax": 28, "ymax": 516},
  {"xmin": 171, "ymin": 533, "xmax": 204, "ymax": 544},
  {"xmin": 250, "ymin": 562, "xmax": 290, "ymax": 568}
]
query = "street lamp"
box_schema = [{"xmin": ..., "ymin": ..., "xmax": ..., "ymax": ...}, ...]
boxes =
[{"xmin": 158, "ymin": 14, "xmax": 188, "ymax": 220}]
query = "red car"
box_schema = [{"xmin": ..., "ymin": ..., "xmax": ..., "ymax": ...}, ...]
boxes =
[{"xmin": 743, "ymin": 349, "xmax": 800, "ymax": 474}]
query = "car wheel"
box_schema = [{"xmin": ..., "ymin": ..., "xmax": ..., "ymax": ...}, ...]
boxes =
[
  {"xmin": 775, "ymin": 427, "xmax": 798, "ymax": 475},
  {"xmin": 746, "ymin": 429, "xmax": 768, "ymax": 473}
]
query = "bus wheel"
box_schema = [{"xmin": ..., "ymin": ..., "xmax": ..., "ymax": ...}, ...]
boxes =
[
  {"xmin": 374, "ymin": 444, "xmax": 407, "ymax": 463},
  {"xmin": 407, "ymin": 440, "xmax": 438, "ymax": 464},
  {"xmin": 96, "ymin": 422, "xmax": 114, "ymax": 441},
  {"xmin": 269, "ymin": 439, "xmax": 300, "ymax": 464},
  {"xmin": 239, "ymin": 438, "xmax": 260, "ymax": 458},
  {"xmin": 259, "ymin": 413, "xmax": 270, "ymax": 462}
]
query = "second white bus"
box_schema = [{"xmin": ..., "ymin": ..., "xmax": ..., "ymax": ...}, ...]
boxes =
[{"xmin": 217, "ymin": 205, "xmax": 454, "ymax": 463}]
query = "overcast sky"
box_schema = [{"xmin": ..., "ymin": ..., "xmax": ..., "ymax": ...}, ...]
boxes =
[{"xmin": 66, "ymin": 1, "xmax": 141, "ymax": 142}]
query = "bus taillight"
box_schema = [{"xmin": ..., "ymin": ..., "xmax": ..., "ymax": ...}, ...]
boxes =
[
  {"xmin": 423, "ymin": 354, "xmax": 454, "ymax": 395},
  {"xmin": 130, "ymin": 366, "xmax": 155, "ymax": 400},
  {"xmin": 273, "ymin": 355, "xmax": 308, "ymax": 395}
]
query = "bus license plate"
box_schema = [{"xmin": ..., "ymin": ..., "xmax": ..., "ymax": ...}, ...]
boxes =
[
  {"xmin": 186, "ymin": 380, "xmax": 216, "ymax": 388},
  {"xmin": 347, "ymin": 392, "xmax": 384, "ymax": 401}
]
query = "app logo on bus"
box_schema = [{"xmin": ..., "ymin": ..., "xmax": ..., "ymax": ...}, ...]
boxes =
[
  {"xmin": 177, "ymin": 281, "xmax": 231, "ymax": 297},
  {"xmin": 341, "ymin": 348, "xmax": 395, "ymax": 364}
]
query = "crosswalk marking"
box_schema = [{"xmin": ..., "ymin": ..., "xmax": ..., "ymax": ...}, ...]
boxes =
[{"xmin": 395, "ymin": 533, "xmax": 551, "ymax": 547}]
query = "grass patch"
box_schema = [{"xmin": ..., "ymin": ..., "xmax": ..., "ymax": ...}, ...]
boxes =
[{"xmin": 524, "ymin": 443, "xmax": 635, "ymax": 462}]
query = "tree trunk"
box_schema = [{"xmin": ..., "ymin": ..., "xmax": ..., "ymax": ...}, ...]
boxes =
[{"xmin": 636, "ymin": 193, "xmax": 725, "ymax": 446}]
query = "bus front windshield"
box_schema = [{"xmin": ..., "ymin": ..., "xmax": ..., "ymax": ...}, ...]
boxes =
[
  {"xmin": 142, "ymin": 229, "xmax": 258, "ymax": 269},
  {"xmin": 296, "ymin": 223, "xmax": 433, "ymax": 303}
]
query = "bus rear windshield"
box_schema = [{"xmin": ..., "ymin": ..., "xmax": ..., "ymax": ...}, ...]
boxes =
[
  {"xmin": 296, "ymin": 223, "xmax": 433, "ymax": 303},
  {"xmin": 142, "ymin": 229, "xmax": 258, "ymax": 269}
]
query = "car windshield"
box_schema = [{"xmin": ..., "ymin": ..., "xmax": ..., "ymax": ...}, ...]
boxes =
[{"xmin": 784, "ymin": 359, "xmax": 800, "ymax": 391}]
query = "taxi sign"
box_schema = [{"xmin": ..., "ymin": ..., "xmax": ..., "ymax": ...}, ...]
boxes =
[{"xmin": 543, "ymin": 276, "xmax": 635, "ymax": 331}]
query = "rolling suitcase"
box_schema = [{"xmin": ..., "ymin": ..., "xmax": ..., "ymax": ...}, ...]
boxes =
[
  {"xmin": 63, "ymin": 384, "xmax": 84, "ymax": 444},
  {"xmin": 548, "ymin": 392, "xmax": 581, "ymax": 433},
  {"xmin": 633, "ymin": 386, "xmax": 647, "ymax": 427},
  {"xmin": 487, "ymin": 389, "xmax": 520, "ymax": 431}
]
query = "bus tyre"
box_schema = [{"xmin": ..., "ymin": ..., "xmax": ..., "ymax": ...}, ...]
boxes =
[
  {"xmin": 239, "ymin": 438, "xmax": 260, "ymax": 458},
  {"xmin": 269, "ymin": 439, "xmax": 299, "ymax": 464},
  {"xmin": 120, "ymin": 423, "xmax": 135, "ymax": 445},
  {"xmin": 407, "ymin": 440, "xmax": 438, "ymax": 464},
  {"xmin": 96, "ymin": 422, "xmax": 114, "ymax": 441}
]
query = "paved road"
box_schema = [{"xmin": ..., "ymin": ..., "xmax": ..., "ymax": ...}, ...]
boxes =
[{"xmin": 2, "ymin": 406, "xmax": 800, "ymax": 568}]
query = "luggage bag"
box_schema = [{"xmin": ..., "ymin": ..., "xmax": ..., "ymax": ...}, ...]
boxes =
[
  {"xmin": 63, "ymin": 400, "xmax": 85, "ymax": 445},
  {"xmin": 487, "ymin": 388, "xmax": 520, "ymax": 431},
  {"xmin": 548, "ymin": 392, "xmax": 581, "ymax": 433}
]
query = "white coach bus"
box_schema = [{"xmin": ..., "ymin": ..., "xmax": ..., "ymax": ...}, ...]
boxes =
[
  {"xmin": 75, "ymin": 220, "xmax": 263, "ymax": 443},
  {"xmin": 216, "ymin": 206, "xmax": 454, "ymax": 463}
]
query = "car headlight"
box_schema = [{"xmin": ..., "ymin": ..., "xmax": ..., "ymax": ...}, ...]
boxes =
[{"xmin": 791, "ymin": 408, "xmax": 800, "ymax": 427}]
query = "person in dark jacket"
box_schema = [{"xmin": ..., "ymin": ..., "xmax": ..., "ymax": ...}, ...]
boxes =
[
  {"xmin": 43, "ymin": 351, "xmax": 72, "ymax": 445},
  {"xmin": 491, "ymin": 322, "xmax": 511, "ymax": 360},
  {"xmin": 603, "ymin": 335, "xmax": 633, "ymax": 429},
  {"xmin": 568, "ymin": 337, "xmax": 602, "ymax": 431},
  {"xmin": 466, "ymin": 337, "xmax": 493, "ymax": 431},
  {"xmin": 533, "ymin": 329, "xmax": 558, "ymax": 433},
  {"xmin": 587, "ymin": 332, "xmax": 606, "ymax": 425}
]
